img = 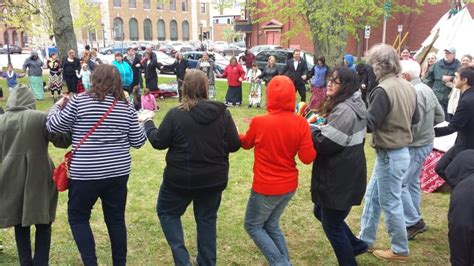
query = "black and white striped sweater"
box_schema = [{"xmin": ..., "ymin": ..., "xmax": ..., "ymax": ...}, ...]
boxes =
[{"xmin": 47, "ymin": 93, "xmax": 146, "ymax": 180}]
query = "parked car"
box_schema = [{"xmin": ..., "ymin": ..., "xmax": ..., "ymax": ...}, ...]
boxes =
[
  {"xmin": 157, "ymin": 44, "xmax": 177, "ymax": 56},
  {"xmin": 249, "ymin": 45, "xmax": 283, "ymax": 54},
  {"xmin": 237, "ymin": 44, "xmax": 284, "ymax": 62},
  {"xmin": 181, "ymin": 51, "xmax": 225, "ymax": 74},
  {"xmin": 254, "ymin": 49, "xmax": 314, "ymax": 74},
  {"xmin": 135, "ymin": 50, "xmax": 176, "ymax": 74},
  {"xmin": 223, "ymin": 44, "xmax": 245, "ymax": 56},
  {"xmin": 169, "ymin": 41, "xmax": 184, "ymax": 52},
  {"xmin": 210, "ymin": 41, "xmax": 228, "ymax": 53},
  {"xmin": 99, "ymin": 45, "xmax": 129, "ymax": 55},
  {"xmin": 180, "ymin": 45, "xmax": 195, "ymax": 53},
  {"xmin": 0, "ymin": 44, "xmax": 22, "ymax": 54}
]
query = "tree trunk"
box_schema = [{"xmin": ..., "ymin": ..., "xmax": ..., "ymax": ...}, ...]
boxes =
[{"xmin": 46, "ymin": 0, "xmax": 77, "ymax": 59}]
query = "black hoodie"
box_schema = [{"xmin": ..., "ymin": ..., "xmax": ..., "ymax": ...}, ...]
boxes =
[
  {"xmin": 445, "ymin": 149, "xmax": 474, "ymax": 265},
  {"xmin": 145, "ymin": 100, "xmax": 240, "ymax": 191}
]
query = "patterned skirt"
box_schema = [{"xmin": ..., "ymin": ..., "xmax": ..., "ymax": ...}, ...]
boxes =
[
  {"xmin": 49, "ymin": 73, "xmax": 63, "ymax": 92},
  {"xmin": 308, "ymin": 86, "xmax": 327, "ymax": 110}
]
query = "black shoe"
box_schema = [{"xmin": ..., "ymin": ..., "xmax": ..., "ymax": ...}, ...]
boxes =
[
  {"xmin": 407, "ymin": 219, "xmax": 429, "ymax": 240},
  {"xmin": 247, "ymin": 104, "xmax": 252, "ymax": 108},
  {"xmin": 256, "ymin": 104, "xmax": 261, "ymax": 108}
]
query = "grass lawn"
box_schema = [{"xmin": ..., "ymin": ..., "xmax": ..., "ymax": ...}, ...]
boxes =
[{"xmin": 0, "ymin": 75, "xmax": 451, "ymax": 265}]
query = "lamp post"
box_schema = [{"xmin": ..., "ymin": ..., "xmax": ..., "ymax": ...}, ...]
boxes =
[
  {"xmin": 199, "ymin": 23, "xmax": 203, "ymax": 43},
  {"xmin": 101, "ymin": 23, "xmax": 106, "ymax": 47}
]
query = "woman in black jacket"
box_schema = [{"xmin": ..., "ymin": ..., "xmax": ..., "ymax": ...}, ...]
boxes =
[
  {"xmin": 142, "ymin": 51, "xmax": 163, "ymax": 91},
  {"xmin": 259, "ymin": 55, "xmax": 279, "ymax": 86},
  {"xmin": 142, "ymin": 69, "xmax": 240, "ymax": 266},
  {"xmin": 61, "ymin": 49, "xmax": 81, "ymax": 95},
  {"xmin": 311, "ymin": 67, "xmax": 368, "ymax": 265}
]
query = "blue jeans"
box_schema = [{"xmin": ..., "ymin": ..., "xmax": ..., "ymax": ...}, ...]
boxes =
[
  {"xmin": 244, "ymin": 190, "xmax": 294, "ymax": 266},
  {"xmin": 314, "ymin": 204, "xmax": 367, "ymax": 266},
  {"xmin": 402, "ymin": 144, "xmax": 433, "ymax": 226},
  {"xmin": 68, "ymin": 175, "xmax": 129, "ymax": 266},
  {"xmin": 157, "ymin": 182, "xmax": 222, "ymax": 266},
  {"xmin": 359, "ymin": 148, "xmax": 410, "ymax": 256}
]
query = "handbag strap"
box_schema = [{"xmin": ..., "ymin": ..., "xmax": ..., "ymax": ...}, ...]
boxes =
[{"xmin": 71, "ymin": 99, "xmax": 118, "ymax": 155}]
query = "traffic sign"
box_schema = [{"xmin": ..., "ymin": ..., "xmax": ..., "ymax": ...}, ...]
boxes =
[{"xmin": 365, "ymin": 25, "xmax": 371, "ymax": 39}]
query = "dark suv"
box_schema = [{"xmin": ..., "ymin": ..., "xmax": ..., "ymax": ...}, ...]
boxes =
[{"xmin": 255, "ymin": 49, "xmax": 314, "ymax": 74}]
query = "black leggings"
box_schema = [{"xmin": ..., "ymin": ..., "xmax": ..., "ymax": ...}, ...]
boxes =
[{"xmin": 14, "ymin": 224, "xmax": 52, "ymax": 266}]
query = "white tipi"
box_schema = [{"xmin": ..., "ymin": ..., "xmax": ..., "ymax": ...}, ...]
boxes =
[{"xmin": 415, "ymin": 1, "xmax": 474, "ymax": 62}]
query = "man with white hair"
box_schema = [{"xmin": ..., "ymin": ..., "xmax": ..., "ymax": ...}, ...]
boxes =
[
  {"xmin": 359, "ymin": 44, "xmax": 419, "ymax": 262},
  {"xmin": 399, "ymin": 60, "xmax": 444, "ymax": 241}
]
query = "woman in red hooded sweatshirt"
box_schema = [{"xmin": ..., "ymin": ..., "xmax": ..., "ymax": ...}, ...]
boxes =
[{"xmin": 240, "ymin": 75, "xmax": 316, "ymax": 265}]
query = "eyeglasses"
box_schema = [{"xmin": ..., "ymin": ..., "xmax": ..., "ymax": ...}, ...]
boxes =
[{"xmin": 327, "ymin": 77, "xmax": 340, "ymax": 85}]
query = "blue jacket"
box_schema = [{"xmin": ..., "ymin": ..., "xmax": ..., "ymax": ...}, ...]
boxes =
[
  {"xmin": 311, "ymin": 65, "xmax": 328, "ymax": 87},
  {"xmin": 112, "ymin": 60, "xmax": 133, "ymax": 87},
  {"xmin": 343, "ymin": 54, "xmax": 356, "ymax": 73}
]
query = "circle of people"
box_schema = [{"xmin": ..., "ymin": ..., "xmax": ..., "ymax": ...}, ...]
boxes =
[{"xmin": 1, "ymin": 43, "xmax": 474, "ymax": 266}]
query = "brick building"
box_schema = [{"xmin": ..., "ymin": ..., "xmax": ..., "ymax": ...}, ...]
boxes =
[
  {"xmin": 235, "ymin": 0, "xmax": 314, "ymax": 52},
  {"xmin": 346, "ymin": 1, "xmax": 474, "ymax": 56},
  {"xmin": 99, "ymin": 0, "xmax": 211, "ymax": 44},
  {"xmin": 0, "ymin": 0, "xmax": 29, "ymax": 48},
  {"xmin": 236, "ymin": 0, "xmax": 474, "ymax": 56}
]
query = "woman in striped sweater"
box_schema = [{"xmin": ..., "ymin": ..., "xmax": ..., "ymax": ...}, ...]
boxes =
[{"xmin": 47, "ymin": 64, "xmax": 146, "ymax": 266}]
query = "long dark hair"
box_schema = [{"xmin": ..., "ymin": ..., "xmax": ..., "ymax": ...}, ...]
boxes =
[
  {"xmin": 88, "ymin": 64, "xmax": 126, "ymax": 101},
  {"xmin": 317, "ymin": 67, "xmax": 359, "ymax": 116}
]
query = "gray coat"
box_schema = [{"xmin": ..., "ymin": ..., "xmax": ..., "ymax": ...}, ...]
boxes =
[
  {"xmin": 0, "ymin": 85, "xmax": 71, "ymax": 228},
  {"xmin": 22, "ymin": 52, "xmax": 44, "ymax": 77},
  {"xmin": 410, "ymin": 78, "xmax": 445, "ymax": 147}
]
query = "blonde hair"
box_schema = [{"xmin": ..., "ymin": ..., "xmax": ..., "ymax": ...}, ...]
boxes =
[
  {"xmin": 143, "ymin": 88, "xmax": 150, "ymax": 95},
  {"xmin": 179, "ymin": 69, "xmax": 208, "ymax": 111}
]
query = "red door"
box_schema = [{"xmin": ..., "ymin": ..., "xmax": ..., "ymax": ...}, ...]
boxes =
[{"xmin": 266, "ymin": 31, "xmax": 281, "ymax": 45}]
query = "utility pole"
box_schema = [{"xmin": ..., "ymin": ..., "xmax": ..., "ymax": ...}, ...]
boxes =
[{"xmin": 382, "ymin": 0, "xmax": 391, "ymax": 44}]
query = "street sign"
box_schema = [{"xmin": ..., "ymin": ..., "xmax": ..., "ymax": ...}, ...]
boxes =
[
  {"xmin": 364, "ymin": 25, "xmax": 371, "ymax": 39},
  {"xmin": 398, "ymin": 25, "xmax": 403, "ymax": 33}
]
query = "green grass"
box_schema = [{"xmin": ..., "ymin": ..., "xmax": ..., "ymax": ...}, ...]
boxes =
[{"xmin": 0, "ymin": 76, "xmax": 451, "ymax": 265}]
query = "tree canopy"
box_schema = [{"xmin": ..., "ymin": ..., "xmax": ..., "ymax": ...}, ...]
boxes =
[{"xmin": 251, "ymin": 0, "xmax": 469, "ymax": 65}]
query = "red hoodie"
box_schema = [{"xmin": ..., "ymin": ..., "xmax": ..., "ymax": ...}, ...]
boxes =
[
  {"xmin": 240, "ymin": 76, "xmax": 317, "ymax": 195},
  {"xmin": 222, "ymin": 63, "xmax": 245, "ymax": 87}
]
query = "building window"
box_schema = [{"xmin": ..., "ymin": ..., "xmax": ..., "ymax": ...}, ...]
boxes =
[
  {"xmin": 21, "ymin": 32, "xmax": 27, "ymax": 46},
  {"xmin": 182, "ymin": 21, "xmax": 189, "ymax": 41},
  {"xmin": 113, "ymin": 17, "xmax": 124, "ymax": 40},
  {"xmin": 11, "ymin": 31, "xmax": 16, "ymax": 45},
  {"xmin": 129, "ymin": 18, "xmax": 139, "ymax": 41},
  {"xmin": 181, "ymin": 0, "xmax": 187, "ymax": 11},
  {"xmin": 214, "ymin": 19, "xmax": 218, "ymax": 24},
  {"xmin": 170, "ymin": 20, "xmax": 178, "ymax": 41},
  {"xmin": 144, "ymin": 19, "xmax": 153, "ymax": 41},
  {"xmin": 200, "ymin": 2, "xmax": 206, "ymax": 13},
  {"xmin": 157, "ymin": 19, "xmax": 166, "ymax": 41},
  {"xmin": 143, "ymin": 0, "xmax": 150, "ymax": 9},
  {"xmin": 3, "ymin": 31, "xmax": 9, "ymax": 44},
  {"xmin": 157, "ymin": 0, "xmax": 163, "ymax": 10},
  {"xmin": 227, "ymin": 18, "xmax": 231, "ymax": 24},
  {"xmin": 113, "ymin": 0, "xmax": 121, "ymax": 7},
  {"xmin": 170, "ymin": 0, "xmax": 176, "ymax": 11},
  {"xmin": 129, "ymin": 0, "xmax": 136, "ymax": 8}
]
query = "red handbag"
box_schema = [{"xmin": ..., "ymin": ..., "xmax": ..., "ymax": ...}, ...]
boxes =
[{"xmin": 53, "ymin": 99, "xmax": 118, "ymax": 191}]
